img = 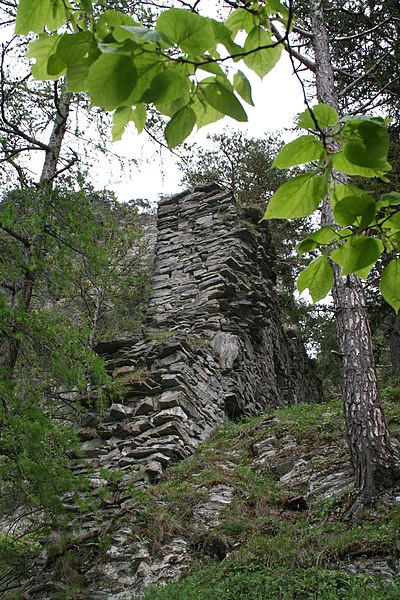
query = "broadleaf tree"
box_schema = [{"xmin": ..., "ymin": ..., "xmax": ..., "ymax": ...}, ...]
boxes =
[
  {"xmin": 13, "ymin": 0, "xmax": 400, "ymax": 506},
  {"xmin": 0, "ymin": 0, "xmax": 149, "ymax": 548}
]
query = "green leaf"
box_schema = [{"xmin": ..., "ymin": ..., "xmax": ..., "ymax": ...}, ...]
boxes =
[
  {"xmin": 200, "ymin": 78, "xmax": 247, "ymax": 122},
  {"xmin": 156, "ymin": 8, "xmax": 215, "ymax": 55},
  {"xmin": 297, "ymin": 104, "xmax": 339, "ymax": 130},
  {"xmin": 142, "ymin": 68, "xmax": 191, "ymax": 108},
  {"xmin": 333, "ymin": 195, "xmax": 376, "ymax": 227},
  {"xmin": 297, "ymin": 256, "xmax": 333, "ymax": 303},
  {"xmin": 80, "ymin": 0, "xmax": 93, "ymax": 14},
  {"xmin": 233, "ymin": 71, "xmax": 254, "ymax": 106},
  {"xmin": 272, "ymin": 135, "xmax": 325, "ymax": 168},
  {"xmin": 56, "ymin": 32, "xmax": 100, "ymax": 92},
  {"xmin": 243, "ymin": 27, "xmax": 282, "ymax": 79},
  {"xmin": 225, "ymin": 8, "xmax": 255, "ymax": 37},
  {"xmin": 211, "ymin": 21, "xmax": 244, "ymax": 55},
  {"xmin": 380, "ymin": 259, "xmax": 400, "ymax": 313},
  {"xmin": 330, "ymin": 235, "xmax": 384, "ymax": 276},
  {"xmin": 86, "ymin": 54, "xmax": 137, "ymax": 110},
  {"xmin": 341, "ymin": 119, "xmax": 390, "ymax": 169},
  {"xmin": 296, "ymin": 225, "xmax": 337, "ymax": 255},
  {"xmin": 157, "ymin": 97, "xmax": 187, "ymax": 118},
  {"xmin": 165, "ymin": 105, "xmax": 196, "ymax": 148},
  {"xmin": 268, "ymin": 0, "xmax": 289, "ymax": 16},
  {"xmin": 16, "ymin": 0, "xmax": 68, "ymax": 34},
  {"xmin": 191, "ymin": 92, "xmax": 224, "ymax": 128},
  {"xmin": 47, "ymin": 53, "xmax": 66, "ymax": 77},
  {"xmin": 95, "ymin": 11, "xmax": 138, "ymax": 37},
  {"xmin": 385, "ymin": 212, "xmax": 400, "ymax": 230},
  {"xmin": 199, "ymin": 61, "xmax": 226, "ymax": 77},
  {"xmin": 112, "ymin": 104, "xmax": 146, "ymax": 141},
  {"xmin": 358, "ymin": 202, "xmax": 378, "ymax": 232},
  {"xmin": 114, "ymin": 25, "xmax": 170, "ymax": 50},
  {"xmin": 265, "ymin": 174, "xmax": 328, "ymax": 219},
  {"xmin": 332, "ymin": 183, "xmax": 367, "ymax": 204},
  {"xmin": 332, "ymin": 151, "xmax": 391, "ymax": 179},
  {"xmin": 126, "ymin": 52, "xmax": 164, "ymax": 104},
  {"xmin": 378, "ymin": 192, "xmax": 400, "ymax": 208},
  {"xmin": 26, "ymin": 34, "xmax": 63, "ymax": 80},
  {"xmin": 355, "ymin": 263, "xmax": 375, "ymax": 281}
]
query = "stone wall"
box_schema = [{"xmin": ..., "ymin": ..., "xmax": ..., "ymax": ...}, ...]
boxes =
[{"xmin": 21, "ymin": 185, "xmax": 320, "ymax": 599}]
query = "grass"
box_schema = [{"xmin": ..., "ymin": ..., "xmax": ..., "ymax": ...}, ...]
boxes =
[
  {"xmin": 6, "ymin": 398, "xmax": 400, "ymax": 599},
  {"xmin": 141, "ymin": 563, "xmax": 400, "ymax": 600},
  {"xmin": 131, "ymin": 399, "xmax": 400, "ymax": 599}
]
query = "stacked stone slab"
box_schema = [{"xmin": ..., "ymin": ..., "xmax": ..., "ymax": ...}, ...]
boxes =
[{"xmin": 21, "ymin": 184, "xmax": 320, "ymax": 599}]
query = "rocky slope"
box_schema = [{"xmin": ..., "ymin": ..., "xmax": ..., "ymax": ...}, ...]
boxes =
[
  {"xmin": 27, "ymin": 400, "xmax": 400, "ymax": 600},
  {"xmin": 3, "ymin": 184, "xmax": 324, "ymax": 599}
]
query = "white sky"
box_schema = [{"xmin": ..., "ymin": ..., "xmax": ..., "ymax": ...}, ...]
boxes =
[{"xmin": 94, "ymin": 51, "xmax": 306, "ymax": 204}]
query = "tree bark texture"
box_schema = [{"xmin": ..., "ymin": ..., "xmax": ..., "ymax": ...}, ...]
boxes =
[
  {"xmin": 0, "ymin": 91, "xmax": 70, "ymax": 378},
  {"xmin": 309, "ymin": 0, "xmax": 400, "ymax": 498},
  {"xmin": 389, "ymin": 314, "xmax": 400, "ymax": 375}
]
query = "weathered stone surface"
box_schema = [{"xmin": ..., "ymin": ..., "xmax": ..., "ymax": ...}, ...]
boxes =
[{"xmin": 20, "ymin": 185, "xmax": 321, "ymax": 599}]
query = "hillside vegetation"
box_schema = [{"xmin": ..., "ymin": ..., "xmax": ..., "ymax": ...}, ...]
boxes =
[{"xmin": 136, "ymin": 399, "xmax": 400, "ymax": 600}]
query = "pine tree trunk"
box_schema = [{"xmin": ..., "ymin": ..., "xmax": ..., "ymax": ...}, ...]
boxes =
[
  {"xmin": 309, "ymin": 0, "xmax": 400, "ymax": 500},
  {"xmin": 0, "ymin": 92, "xmax": 70, "ymax": 378},
  {"xmin": 389, "ymin": 314, "xmax": 400, "ymax": 374}
]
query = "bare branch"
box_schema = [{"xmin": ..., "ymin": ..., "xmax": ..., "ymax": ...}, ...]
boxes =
[{"xmin": 339, "ymin": 52, "xmax": 391, "ymax": 98}]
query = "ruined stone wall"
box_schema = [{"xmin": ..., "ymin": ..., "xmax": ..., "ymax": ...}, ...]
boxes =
[{"xmin": 21, "ymin": 185, "xmax": 320, "ymax": 599}]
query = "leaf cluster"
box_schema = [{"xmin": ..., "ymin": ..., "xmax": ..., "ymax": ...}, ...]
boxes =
[
  {"xmin": 15, "ymin": 0, "xmax": 289, "ymax": 146},
  {"xmin": 264, "ymin": 104, "xmax": 400, "ymax": 312}
]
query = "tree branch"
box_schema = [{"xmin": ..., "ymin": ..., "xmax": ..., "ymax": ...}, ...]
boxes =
[{"xmin": 338, "ymin": 52, "xmax": 391, "ymax": 98}]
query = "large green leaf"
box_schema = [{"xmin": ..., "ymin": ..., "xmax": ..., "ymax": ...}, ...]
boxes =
[
  {"xmin": 114, "ymin": 25, "xmax": 170, "ymax": 50},
  {"xmin": 87, "ymin": 54, "xmax": 137, "ymax": 110},
  {"xmin": 296, "ymin": 225, "xmax": 337, "ymax": 255},
  {"xmin": 95, "ymin": 11, "xmax": 138, "ymax": 37},
  {"xmin": 112, "ymin": 104, "xmax": 146, "ymax": 141},
  {"xmin": 297, "ymin": 104, "xmax": 339, "ymax": 130},
  {"xmin": 272, "ymin": 135, "xmax": 325, "ymax": 168},
  {"xmin": 233, "ymin": 71, "xmax": 254, "ymax": 105},
  {"xmin": 330, "ymin": 235, "xmax": 384, "ymax": 276},
  {"xmin": 56, "ymin": 32, "xmax": 100, "ymax": 91},
  {"xmin": 332, "ymin": 183, "xmax": 367, "ymax": 204},
  {"xmin": 265, "ymin": 174, "xmax": 328, "ymax": 219},
  {"xmin": 142, "ymin": 66, "xmax": 191, "ymax": 108},
  {"xmin": 380, "ymin": 259, "xmax": 400, "ymax": 313},
  {"xmin": 211, "ymin": 21, "xmax": 244, "ymax": 56},
  {"xmin": 26, "ymin": 34, "xmax": 63, "ymax": 80},
  {"xmin": 125, "ymin": 52, "xmax": 164, "ymax": 104},
  {"xmin": 156, "ymin": 8, "xmax": 215, "ymax": 55},
  {"xmin": 378, "ymin": 192, "xmax": 400, "ymax": 207},
  {"xmin": 333, "ymin": 195, "xmax": 376, "ymax": 227},
  {"xmin": 16, "ymin": 0, "xmax": 68, "ymax": 34},
  {"xmin": 191, "ymin": 93, "xmax": 224, "ymax": 129},
  {"xmin": 297, "ymin": 256, "xmax": 333, "ymax": 303},
  {"xmin": 243, "ymin": 27, "xmax": 282, "ymax": 78},
  {"xmin": 200, "ymin": 78, "xmax": 247, "ymax": 122},
  {"xmin": 332, "ymin": 151, "xmax": 391, "ymax": 179},
  {"xmin": 268, "ymin": 0, "xmax": 289, "ymax": 16},
  {"xmin": 342, "ymin": 119, "xmax": 390, "ymax": 168},
  {"xmin": 225, "ymin": 8, "xmax": 255, "ymax": 36},
  {"xmin": 165, "ymin": 105, "xmax": 196, "ymax": 148}
]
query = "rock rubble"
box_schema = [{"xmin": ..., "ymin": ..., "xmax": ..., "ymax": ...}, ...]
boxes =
[{"xmin": 21, "ymin": 185, "xmax": 320, "ymax": 599}]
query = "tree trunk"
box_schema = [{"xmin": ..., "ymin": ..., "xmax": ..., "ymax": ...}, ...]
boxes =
[
  {"xmin": 389, "ymin": 314, "xmax": 400, "ymax": 375},
  {"xmin": 309, "ymin": 0, "xmax": 400, "ymax": 500},
  {"xmin": 0, "ymin": 91, "xmax": 70, "ymax": 378}
]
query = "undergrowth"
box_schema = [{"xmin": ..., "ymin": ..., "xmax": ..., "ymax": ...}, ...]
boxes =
[{"xmin": 134, "ymin": 399, "xmax": 400, "ymax": 599}]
